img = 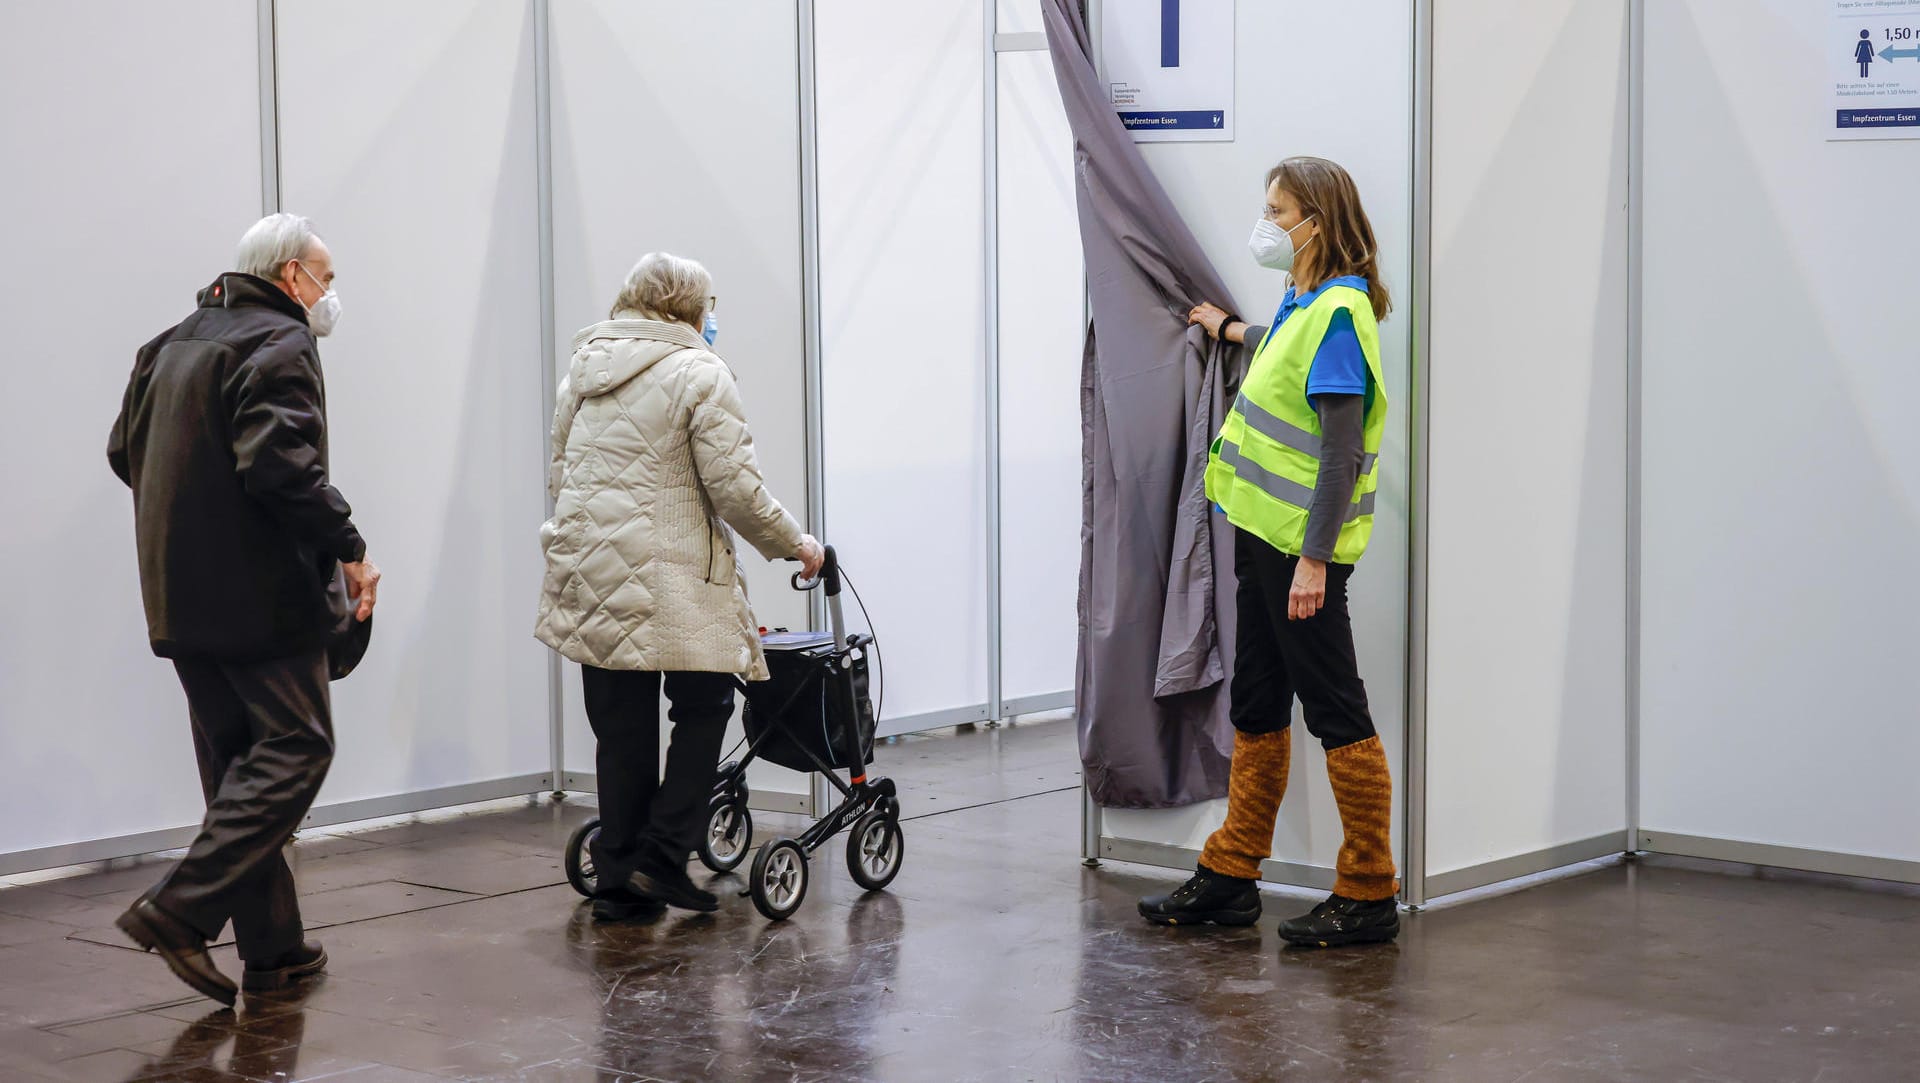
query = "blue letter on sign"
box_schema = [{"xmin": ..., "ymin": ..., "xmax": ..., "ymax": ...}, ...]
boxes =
[{"xmin": 1161, "ymin": 0, "xmax": 1180, "ymax": 67}]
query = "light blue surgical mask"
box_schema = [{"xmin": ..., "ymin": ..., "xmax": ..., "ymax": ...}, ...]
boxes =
[{"xmin": 703, "ymin": 311, "xmax": 719, "ymax": 346}]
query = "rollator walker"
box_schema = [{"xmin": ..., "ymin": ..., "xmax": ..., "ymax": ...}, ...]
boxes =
[{"xmin": 563, "ymin": 546, "xmax": 900, "ymax": 920}]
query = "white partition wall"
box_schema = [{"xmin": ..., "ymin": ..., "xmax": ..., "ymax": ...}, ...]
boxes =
[
  {"xmin": 995, "ymin": 39, "xmax": 1083, "ymax": 714},
  {"xmin": 547, "ymin": 0, "xmax": 814, "ymax": 811},
  {"xmin": 815, "ymin": 0, "xmax": 994, "ymax": 735},
  {"xmin": 1095, "ymin": 0, "xmax": 1416, "ymax": 891},
  {"xmin": 1639, "ymin": 0, "xmax": 1920, "ymax": 883},
  {"xmin": 272, "ymin": 0, "xmax": 552, "ymax": 806},
  {"xmin": 1420, "ymin": 0, "xmax": 1631, "ymax": 898},
  {"xmin": 0, "ymin": 1, "xmax": 1088, "ymax": 877},
  {"xmin": 0, "ymin": 1, "xmax": 265, "ymax": 872}
]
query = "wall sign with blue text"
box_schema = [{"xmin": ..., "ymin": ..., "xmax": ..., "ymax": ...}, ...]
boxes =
[
  {"xmin": 1100, "ymin": 0, "xmax": 1234, "ymax": 143},
  {"xmin": 1831, "ymin": 0, "xmax": 1920, "ymax": 140}
]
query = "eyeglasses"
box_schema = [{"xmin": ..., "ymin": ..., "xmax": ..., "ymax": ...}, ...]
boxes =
[{"xmin": 708, "ymin": 295, "xmax": 718, "ymax": 314}]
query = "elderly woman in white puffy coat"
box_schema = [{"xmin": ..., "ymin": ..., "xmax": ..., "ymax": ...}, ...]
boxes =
[{"xmin": 536, "ymin": 252, "xmax": 822, "ymax": 920}]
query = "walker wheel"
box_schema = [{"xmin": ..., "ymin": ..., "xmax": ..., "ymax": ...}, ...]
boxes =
[
  {"xmin": 749, "ymin": 838, "xmax": 810, "ymax": 921},
  {"xmin": 564, "ymin": 817, "xmax": 601, "ymax": 898},
  {"xmin": 697, "ymin": 800, "xmax": 753, "ymax": 873},
  {"xmin": 846, "ymin": 810, "xmax": 904, "ymax": 892}
]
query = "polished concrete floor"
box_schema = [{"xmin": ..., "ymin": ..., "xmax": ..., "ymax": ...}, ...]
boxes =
[{"xmin": 3, "ymin": 718, "xmax": 1918, "ymax": 1081}]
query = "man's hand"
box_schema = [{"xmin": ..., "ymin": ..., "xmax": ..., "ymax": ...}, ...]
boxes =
[
  {"xmin": 343, "ymin": 558, "xmax": 381, "ymax": 622},
  {"xmin": 796, "ymin": 535, "xmax": 825, "ymax": 580},
  {"xmin": 1289, "ymin": 557, "xmax": 1327, "ymax": 621}
]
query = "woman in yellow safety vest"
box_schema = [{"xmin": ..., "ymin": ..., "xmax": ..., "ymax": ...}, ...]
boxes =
[{"xmin": 1138, "ymin": 157, "xmax": 1398, "ymax": 947}]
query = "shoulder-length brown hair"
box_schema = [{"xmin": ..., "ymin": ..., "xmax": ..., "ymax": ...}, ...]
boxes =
[{"xmin": 1267, "ymin": 157, "xmax": 1391, "ymax": 321}]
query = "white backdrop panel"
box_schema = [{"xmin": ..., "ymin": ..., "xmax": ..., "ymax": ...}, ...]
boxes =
[
  {"xmin": 1102, "ymin": 0, "xmax": 1413, "ymax": 874},
  {"xmin": 0, "ymin": 1, "xmax": 262, "ymax": 860},
  {"xmin": 999, "ymin": 0, "xmax": 1044, "ymax": 34},
  {"xmin": 1424, "ymin": 0, "xmax": 1630, "ymax": 879},
  {"xmin": 817, "ymin": 0, "xmax": 992, "ymax": 729},
  {"xmin": 548, "ymin": 0, "xmax": 812, "ymax": 798},
  {"xmin": 274, "ymin": 0, "xmax": 550, "ymax": 802},
  {"xmin": 996, "ymin": 50, "xmax": 1083, "ymax": 705},
  {"xmin": 1641, "ymin": 0, "xmax": 1920, "ymax": 865}
]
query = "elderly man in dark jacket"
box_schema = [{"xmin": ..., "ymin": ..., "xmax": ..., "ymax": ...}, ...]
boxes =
[{"xmin": 106, "ymin": 212, "xmax": 379, "ymax": 1005}]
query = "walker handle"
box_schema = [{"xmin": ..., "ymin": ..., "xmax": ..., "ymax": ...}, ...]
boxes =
[{"xmin": 787, "ymin": 545, "xmax": 840, "ymax": 598}]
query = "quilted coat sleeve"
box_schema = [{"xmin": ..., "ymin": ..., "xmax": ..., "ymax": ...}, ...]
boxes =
[
  {"xmin": 682, "ymin": 355, "xmax": 805, "ymax": 562},
  {"xmin": 548, "ymin": 372, "xmax": 579, "ymax": 500}
]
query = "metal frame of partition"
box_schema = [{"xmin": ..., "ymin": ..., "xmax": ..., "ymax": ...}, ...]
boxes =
[
  {"xmin": 533, "ymin": 0, "xmax": 566, "ymax": 800},
  {"xmin": 1623, "ymin": 0, "xmax": 1646, "ymax": 860},
  {"xmin": 983, "ymin": 0, "xmax": 1006, "ymax": 728},
  {"xmin": 1402, "ymin": 0, "xmax": 1434, "ymax": 909}
]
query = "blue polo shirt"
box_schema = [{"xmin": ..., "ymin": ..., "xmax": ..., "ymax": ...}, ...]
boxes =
[{"xmin": 1256, "ymin": 274, "xmax": 1374, "ymax": 408}]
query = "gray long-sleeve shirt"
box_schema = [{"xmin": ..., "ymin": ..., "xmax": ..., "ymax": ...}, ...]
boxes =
[{"xmin": 1240, "ymin": 324, "xmax": 1366, "ymax": 563}]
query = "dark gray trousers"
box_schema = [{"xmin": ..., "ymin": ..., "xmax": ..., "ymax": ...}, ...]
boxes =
[{"xmin": 150, "ymin": 650, "xmax": 333, "ymax": 962}]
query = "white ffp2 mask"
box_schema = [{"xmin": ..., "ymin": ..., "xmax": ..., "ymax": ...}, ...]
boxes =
[
  {"xmin": 297, "ymin": 263, "xmax": 342, "ymax": 337},
  {"xmin": 1248, "ymin": 215, "xmax": 1315, "ymax": 272}
]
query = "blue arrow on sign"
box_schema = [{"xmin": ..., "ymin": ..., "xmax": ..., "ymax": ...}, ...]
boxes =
[{"xmin": 1881, "ymin": 44, "xmax": 1920, "ymax": 61}]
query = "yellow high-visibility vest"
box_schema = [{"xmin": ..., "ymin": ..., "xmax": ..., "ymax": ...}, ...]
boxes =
[{"xmin": 1205, "ymin": 282, "xmax": 1387, "ymax": 563}]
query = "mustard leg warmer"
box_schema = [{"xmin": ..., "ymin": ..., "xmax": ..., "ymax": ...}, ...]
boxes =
[
  {"xmin": 1326, "ymin": 735, "xmax": 1398, "ymax": 900},
  {"xmin": 1198, "ymin": 728, "xmax": 1292, "ymax": 880}
]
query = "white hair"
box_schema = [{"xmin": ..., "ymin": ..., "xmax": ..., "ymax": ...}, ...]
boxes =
[
  {"xmin": 612, "ymin": 252, "xmax": 712, "ymax": 327},
  {"xmin": 236, "ymin": 213, "xmax": 322, "ymax": 281}
]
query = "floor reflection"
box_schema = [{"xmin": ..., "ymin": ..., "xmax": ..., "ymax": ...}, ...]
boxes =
[
  {"xmin": 120, "ymin": 981, "xmax": 320, "ymax": 1082},
  {"xmin": 564, "ymin": 886, "xmax": 906, "ymax": 1080},
  {"xmin": 1070, "ymin": 867, "xmax": 1417, "ymax": 1081}
]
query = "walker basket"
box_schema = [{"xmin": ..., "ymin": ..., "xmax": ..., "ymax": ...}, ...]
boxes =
[{"xmin": 742, "ymin": 632, "xmax": 876, "ymax": 774}]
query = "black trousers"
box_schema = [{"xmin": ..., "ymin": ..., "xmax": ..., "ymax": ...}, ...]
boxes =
[
  {"xmin": 1229, "ymin": 528, "xmax": 1377, "ymax": 751},
  {"xmin": 581, "ymin": 666, "xmax": 736, "ymax": 891},
  {"xmin": 151, "ymin": 650, "xmax": 333, "ymax": 962}
]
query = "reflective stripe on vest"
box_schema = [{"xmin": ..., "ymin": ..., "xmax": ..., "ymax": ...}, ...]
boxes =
[
  {"xmin": 1215, "ymin": 438, "xmax": 1377, "ymax": 523},
  {"xmin": 1233, "ymin": 392, "xmax": 1379, "ymax": 477}
]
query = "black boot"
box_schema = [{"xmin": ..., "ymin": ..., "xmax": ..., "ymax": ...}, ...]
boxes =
[
  {"xmin": 592, "ymin": 886, "xmax": 668, "ymax": 923},
  {"xmin": 628, "ymin": 866, "xmax": 719, "ymax": 913},
  {"xmin": 243, "ymin": 941, "xmax": 328, "ymax": 993},
  {"xmin": 1137, "ymin": 867, "xmax": 1261, "ymax": 927},
  {"xmin": 1278, "ymin": 894, "xmax": 1399, "ymax": 947}
]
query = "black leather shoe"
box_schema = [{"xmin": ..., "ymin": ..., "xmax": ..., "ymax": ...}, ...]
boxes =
[
  {"xmin": 115, "ymin": 899, "xmax": 238, "ymax": 1006},
  {"xmin": 1278, "ymin": 894, "xmax": 1400, "ymax": 947},
  {"xmin": 628, "ymin": 868, "xmax": 720, "ymax": 913},
  {"xmin": 592, "ymin": 889, "xmax": 669, "ymax": 923},
  {"xmin": 243, "ymin": 940, "xmax": 328, "ymax": 992},
  {"xmin": 1137, "ymin": 868, "xmax": 1262, "ymax": 927}
]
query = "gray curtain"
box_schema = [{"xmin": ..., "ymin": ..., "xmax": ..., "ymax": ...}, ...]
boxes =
[{"xmin": 1045, "ymin": 0, "xmax": 1247, "ymax": 809}]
